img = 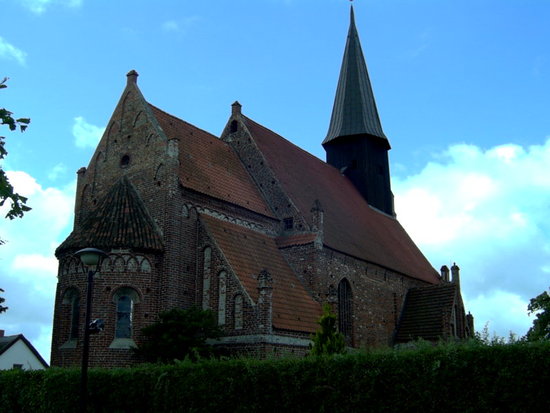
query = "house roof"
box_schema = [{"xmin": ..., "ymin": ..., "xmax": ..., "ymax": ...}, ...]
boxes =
[
  {"xmin": 201, "ymin": 214, "xmax": 321, "ymax": 333},
  {"xmin": 56, "ymin": 176, "xmax": 164, "ymax": 255},
  {"xmin": 324, "ymin": 5, "xmax": 388, "ymax": 146},
  {"xmin": 395, "ymin": 283, "xmax": 458, "ymax": 342},
  {"xmin": 151, "ymin": 105, "xmax": 274, "ymax": 218},
  {"xmin": 242, "ymin": 116, "xmax": 440, "ymax": 284},
  {"xmin": 0, "ymin": 334, "xmax": 49, "ymax": 368}
]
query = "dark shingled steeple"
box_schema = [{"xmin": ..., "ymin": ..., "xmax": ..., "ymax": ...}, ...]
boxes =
[
  {"xmin": 323, "ymin": 6, "xmax": 388, "ymax": 148},
  {"xmin": 322, "ymin": 5, "xmax": 394, "ymax": 216}
]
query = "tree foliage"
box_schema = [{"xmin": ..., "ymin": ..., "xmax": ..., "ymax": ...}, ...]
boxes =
[
  {"xmin": 309, "ymin": 303, "xmax": 346, "ymax": 356},
  {"xmin": 1, "ymin": 77, "xmax": 31, "ymax": 224},
  {"xmin": 0, "ymin": 288, "xmax": 7, "ymax": 314},
  {"xmin": 525, "ymin": 288, "xmax": 550, "ymax": 341},
  {"xmin": 135, "ymin": 307, "xmax": 222, "ymax": 363}
]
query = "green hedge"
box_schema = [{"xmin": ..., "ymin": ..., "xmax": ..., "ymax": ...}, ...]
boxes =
[{"xmin": 1, "ymin": 342, "xmax": 549, "ymax": 412}]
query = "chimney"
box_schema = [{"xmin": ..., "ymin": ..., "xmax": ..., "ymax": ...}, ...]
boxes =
[
  {"xmin": 126, "ymin": 70, "xmax": 139, "ymax": 85},
  {"xmin": 451, "ymin": 263, "xmax": 460, "ymax": 286},
  {"xmin": 440, "ymin": 265, "xmax": 450, "ymax": 282}
]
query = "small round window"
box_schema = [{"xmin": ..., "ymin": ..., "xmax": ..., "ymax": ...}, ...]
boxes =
[{"xmin": 120, "ymin": 154, "xmax": 130, "ymax": 168}]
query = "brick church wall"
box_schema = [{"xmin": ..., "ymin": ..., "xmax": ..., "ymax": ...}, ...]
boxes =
[{"xmin": 280, "ymin": 244, "xmax": 430, "ymax": 348}]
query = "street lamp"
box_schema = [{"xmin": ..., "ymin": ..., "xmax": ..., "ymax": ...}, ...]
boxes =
[{"xmin": 74, "ymin": 247, "xmax": 108, "ymax": 411}]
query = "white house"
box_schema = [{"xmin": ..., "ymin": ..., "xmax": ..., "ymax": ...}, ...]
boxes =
[{"xmin": 0, "ymin": 330, "xmax": 48, "ymax": 370}]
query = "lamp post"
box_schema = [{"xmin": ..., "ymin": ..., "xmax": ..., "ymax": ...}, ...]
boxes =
[{"xmin": 74, "ymin": 247, "xmax": 108, "ymax": 411}]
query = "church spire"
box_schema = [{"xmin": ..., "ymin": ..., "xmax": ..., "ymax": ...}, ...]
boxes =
[
  {"xmin": 323, "ymin": 5, "xmax": 388, "ymax": 148},
  {"xmin": 322, "ymin": 5, "xmax": 394, "ymax": 216}
]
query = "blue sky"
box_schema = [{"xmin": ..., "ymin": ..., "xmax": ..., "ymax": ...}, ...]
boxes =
[{"xmin": 1, "ymin": 0, "xmax": 549, "ymax": 363}]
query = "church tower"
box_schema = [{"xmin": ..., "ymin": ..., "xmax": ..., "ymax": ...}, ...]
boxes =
[{"xmin": 323, "ymin": 6, "xmax": 394, "ymax": 216}]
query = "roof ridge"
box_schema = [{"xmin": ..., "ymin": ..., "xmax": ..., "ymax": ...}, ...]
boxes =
[
  {"xmin": 243, "ymin": 115, "xmax": 327, "ymax": 166},
  {"xmin": 148, "ymin": 103, "xmax": 219, "ymax": 140}
]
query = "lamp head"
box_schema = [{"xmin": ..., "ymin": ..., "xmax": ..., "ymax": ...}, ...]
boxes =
[{"xmin": 74, "ymin": 248, "xmax": 108, "ymax": 269}]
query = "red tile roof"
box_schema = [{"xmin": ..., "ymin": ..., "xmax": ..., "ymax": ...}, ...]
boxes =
[
  {"xmin": 201, "ymin": 214, "xmax": 321, "ymax": 333},
  {"xmin": 275, "ymin": 233, "xmax": 317, "ymax": 248},
  {"xmin": 150, "ymin": 105, "xmax": 274, "ymax": 218},
  {"xmin": 242, "ymin": 116, "xmax": 440, "ymax": 284}
]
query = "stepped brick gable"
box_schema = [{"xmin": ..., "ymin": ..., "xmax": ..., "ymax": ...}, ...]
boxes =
[{"xmin": 51, "ymin": 6, "xmax": 472, "ymax": 367}]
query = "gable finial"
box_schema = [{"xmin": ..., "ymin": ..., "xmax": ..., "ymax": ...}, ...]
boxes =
[{"xmin": 126, "ymin": 70, "xmax": 139, "ymax": 85}]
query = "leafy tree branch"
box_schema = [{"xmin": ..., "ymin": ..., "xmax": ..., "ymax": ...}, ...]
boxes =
[
  {"xmin": 525, "ymin": 288, "xmax": 550, "ymax": 341},
  {"xmin": 1, "ymin": 77, "xmax": 31, "ymax": 222}
]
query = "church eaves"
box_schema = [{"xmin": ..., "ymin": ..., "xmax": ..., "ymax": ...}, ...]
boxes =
[
  {"xmin": 56, "ymin": 176, "xmax": 164, "ymax": 255},
  {"xmin": 323, "ymin": 6, "xmax": 388, "ymax": 147}
]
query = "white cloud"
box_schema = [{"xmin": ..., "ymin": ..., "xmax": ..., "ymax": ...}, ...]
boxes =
[
  {"xmin": 161, "ymin": 16, "xmax": 200, "ymax": 34},
  {"xmin": 18, "ymin": 0, "xmax": 82, "ymax": 14},
  {"xmin": 1, "ymin": 171, "xmax": 75, "ymax": 364},
  {"xmin": 0, "ymin": 36, "xmax": 27, "ymax": 66},
  {"xmin": 162, "ymin": 20, "xmax": 180, "ymax": 32},
  {"xmin": 72, "ymin": 116, "xmax": 104, "ymax": 149},
  {"xmin": 48, "ymin": 162, "xmax": 68, "ymax": 181},
  {"xmin": 394, "ymin": 139, "xmax": 550, "ymax": 338}
]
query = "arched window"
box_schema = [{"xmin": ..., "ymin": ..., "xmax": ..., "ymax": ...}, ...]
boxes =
[
  {"xmin": 338, "ymin": 278, "xmax": 353, "ymax": 344},
  {"xmin": 202, "ymin": 247, "xmax": 212, "ymax": 310},
  {"xmin": 218, "ymin": 271, "xmax": 227, "ymax": 326},
  {"xmin": 234, "ymin": 294, "xmax": 243, "ymax": 330},
  {"xmin": 113, "ymin": 287, "xmax": 140, "ymax": 339},
  {"xmin": 62, "ymin": 288, "xmax": 80, "ymax": 341}
]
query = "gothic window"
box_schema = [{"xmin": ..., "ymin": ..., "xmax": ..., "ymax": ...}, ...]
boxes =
[
  {"xmin": 113, "ymin": 287, "xmax": 140, "ymax": 339},
  {"xmin": 230, "ymin": 120, "xmax": 238, "ymax": 133},
  {"xmin": 62, "ymin": 288, "xmax": 80, "ymax": 341},
  {"xmin": 218, "ymin": 271, "xmax": 227, "ymax": 326},
  {"xmin": 202, "ymin": 247, "xmax": 212, "ymax": 310},
  {"xmin": 234, "ymin": 294, "xmax": 243, "ymax": 330},
  {"xmin": 338, "ymin": 278, "xmax": 353, "ymax": 344}
]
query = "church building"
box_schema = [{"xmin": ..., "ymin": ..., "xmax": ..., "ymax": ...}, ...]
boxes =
[{"xmin": 51, "ymin": 6, "xmax": 473, "ymax": 367}]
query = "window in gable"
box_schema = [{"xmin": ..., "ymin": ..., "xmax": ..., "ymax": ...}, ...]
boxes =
[
  {"xmin": 283, "ymin": 217, "xmax": 294, "ymax": 230},
  {"xmin": 120, "ymin": 154, "xmax": 130, "ymax": 168}
]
